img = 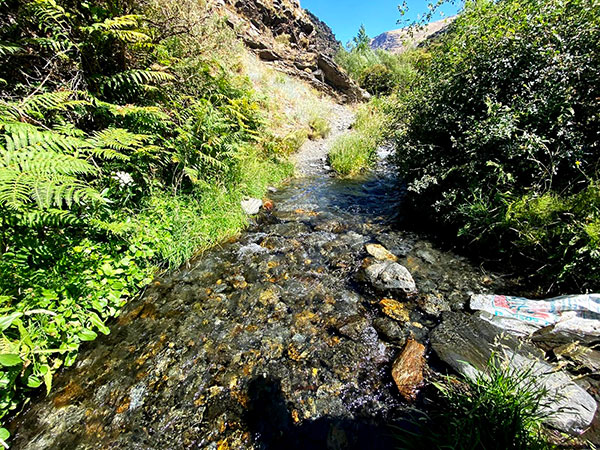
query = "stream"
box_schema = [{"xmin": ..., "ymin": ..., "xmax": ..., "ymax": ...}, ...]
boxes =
[{"xmin": 9, "ymin": 148, "xmax": 506, "ymax": 449}]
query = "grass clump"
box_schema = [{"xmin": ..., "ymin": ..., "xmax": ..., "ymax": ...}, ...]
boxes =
[
  {"xmin": 398, "ymin": 355, "xmax": 553, "ymax": 450},
  {"xmin": 329, "ymin": 98, "xmax": 391, "ymax": 176},
  {"xmin": 329, "ymin": 133, "xmax": 376, "ymax": 176},
  {"xmin": 308, "ymin": 116, "xmax": 331, "ymax": 140}
]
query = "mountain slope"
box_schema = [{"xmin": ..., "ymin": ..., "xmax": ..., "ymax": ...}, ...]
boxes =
[{"xmin": 371, "ymin": 17, "xmax": 455, "ymax": 54}]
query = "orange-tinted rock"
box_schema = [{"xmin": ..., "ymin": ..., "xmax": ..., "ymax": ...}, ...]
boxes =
[
  {"xmin": 391, "ymin": 338, "xmax": 426, "ymax": 402},
  {"xmin": 379, "ymin": 298, "xmax": 410, "ymax": 322},
  {"xmin": 262, "ymin": 199, "xmax": 274, "ymax": 211},
  {"xmin": 365, "ymin": 244, "xmax": 398, "ymax": 261}
]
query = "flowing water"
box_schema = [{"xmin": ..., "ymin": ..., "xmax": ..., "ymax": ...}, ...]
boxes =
[{"xmin": 10, "ymin": 150, "xmax": 505, "ymax": 449}]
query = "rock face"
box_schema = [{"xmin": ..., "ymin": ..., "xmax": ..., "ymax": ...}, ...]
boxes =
[
  {"xmin": 218, "ymin": 0, "xmax": 368, "ymax": 102},
  {"xmin": 431, "ymin": 312, "xmax": 598, "ymax": 434},
  {"xmin": 370, "ymin": 17, "xmax": 455, "ymax": 54},
  {"xmin": 391, "ymin": 338, "xmax": 426, "ymax": 402},
  {"xmin": 365, "ymin": 261, "xmax": 417, "ymax": 296}
]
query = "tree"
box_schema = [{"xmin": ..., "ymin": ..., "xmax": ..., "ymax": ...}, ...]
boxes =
[{"xmin": 351, "ymin": 24, "xmax": 370, "ymax": 52}]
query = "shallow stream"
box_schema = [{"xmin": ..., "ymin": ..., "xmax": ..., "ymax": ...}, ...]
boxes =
[{"xmin": 10, "ymin": 151, "xmax": 505, "ymax": 449}]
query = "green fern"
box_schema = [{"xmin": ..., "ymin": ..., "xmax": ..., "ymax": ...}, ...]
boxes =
[
  {"xmin": 0, "ymin": 42, "xmax": 21, "ymax": 57},
  {"xmin": 0, "ymin": 149, "xmax": 100, "ymax": 209},
  {"xmin": 101, "ymin": 69, "xmax": 175, "ymax": 91}
]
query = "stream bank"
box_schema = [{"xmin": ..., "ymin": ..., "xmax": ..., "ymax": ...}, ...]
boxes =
[{"xmin": 9, "ymin": 143, "xmax": 507, "ymax": 448}]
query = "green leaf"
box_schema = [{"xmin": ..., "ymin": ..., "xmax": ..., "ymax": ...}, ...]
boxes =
[
  {"xmin": 77, "ymin": 329, "xmax": 97, "ymax": 341},
  {"xmin": 0, "ymin": 312, "xmax": 23, "ymax": 331},
  {"xmin": 26, "ymin": 374, "xmax": 42, "ymax": 388},
  {"xmin": 0, "ymin": 427, "xmax": 9, "ymax": 441},
  {"xmin": 0, "ymin": 353, "xmax": 22, "ymax": 367}
]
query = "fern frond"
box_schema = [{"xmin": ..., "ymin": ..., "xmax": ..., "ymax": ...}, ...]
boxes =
[
  {"xmin": 0, "ymin": 150, "xmax": 100, "ymax": 209},
  {"xmin": 28, "ymin": 0, "xmax": 70, "ymax": 32},
  {"xmin": 0, "ymin": 42, "xmax": 21, "ymax": 57},
  {"xmin": 88, "ymin": 14, "xmax": 142, "ymax": 31},
  {"xmin": 11, "ymin": 207, "xmax": 82, "ymax": 227},
  {"xmin": 88, "ymin": 127, "xmax": 147, "ymax": 151},
  {"xmin": 101, "ymin": 69, "xmax": 175, "ymax": 91},
  {"xmin": 2, "ymin": 122, "xmax": 90, "ymax": 153}
]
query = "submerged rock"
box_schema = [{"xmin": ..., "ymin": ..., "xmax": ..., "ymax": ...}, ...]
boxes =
[
  {"xmin": 391, "ymin": 338, "xmax": 426, "ymax": 402},
  {"xmin": 431, "ymin": 312, "xmax": 597, "ymax": 434},
  {"xmin": 379, "ymin": 298, "xmax": 410, "ymax": 322},
  {"xmin": 365, "ymin": 244, "xmax": 398, "ymax": 262},
  {"xmin": 365, "ymin": 261, "xmax": 417, "ymax": 296}
]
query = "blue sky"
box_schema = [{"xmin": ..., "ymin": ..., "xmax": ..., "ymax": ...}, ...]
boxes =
[{"xmin": 301, "ymin": 0, "xmax": 461, "ymax": 46}]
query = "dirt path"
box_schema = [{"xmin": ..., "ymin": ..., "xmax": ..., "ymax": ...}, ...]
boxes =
[{"xmin": 292, "ymin": 103, "xmax": 355, "ymax": 176}]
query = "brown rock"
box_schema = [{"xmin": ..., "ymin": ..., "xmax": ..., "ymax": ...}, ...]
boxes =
[
  {"xmin": 366, "ymin": 244, "xmax": 398, "ymax": 261},
  {"xmin": 391, "ymin": 338, "xmax": 426, "ymax": 402}
]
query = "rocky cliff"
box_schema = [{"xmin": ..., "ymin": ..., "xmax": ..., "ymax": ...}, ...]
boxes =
[
  {"xmin": 371, "ymin": 17, "xmax": 455, "ymax": 54},
  {"xmin": 215, "ymin": 0, "xmax": 367, "ymax": 102}
]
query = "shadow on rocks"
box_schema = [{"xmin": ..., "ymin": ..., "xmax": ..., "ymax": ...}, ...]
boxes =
[{"xmin": 244, "ymin": 376, "xmax": 398, "ymax": 450}]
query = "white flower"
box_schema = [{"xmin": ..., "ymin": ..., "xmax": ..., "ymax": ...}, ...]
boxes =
[{"xmin": 112, "ymin": 171, "xmax": 134, "ymax": 187}]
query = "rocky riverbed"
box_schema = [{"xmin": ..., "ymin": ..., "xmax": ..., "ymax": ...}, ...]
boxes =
[{"xmin": 9, "ymin": 148, "xmax": 600, "ymax": 448}]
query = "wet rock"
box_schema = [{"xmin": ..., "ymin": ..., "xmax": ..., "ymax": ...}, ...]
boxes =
[
  {"xmin": 379, "ymin": 298, "xmax": 410, "ymax": 322},
  {"xmin": 431, "ymin": 312, "xmax": 597, "ymax": 434},
  {"xmin": 391, "ymin": 338, "xmax": 426, "ymax": 402},
  {"xmin": 417, "ymin": 293, "xmax": 451, "ymax": 317},
  {"xmin": 337, "ymin": 315, "xmax": 377, "ymax": 344},
  {"xmin": 365, "ymin": 244, "xmax": 398, "ymax": 262},
  {"xmin": 373, "ymin": 317, "xmax": 407, "ymax": 346},
  {"xmin": 365, "ymin": 261, "xmax": 417, "ymax": 296},
  {"xmin": 241, "ymin": 198, "xmax": 263, "ymax": 215}
]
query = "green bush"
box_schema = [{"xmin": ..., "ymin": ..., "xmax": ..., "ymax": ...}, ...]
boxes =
[
  {"xmin": 335, "ymin": 27, "xmax": 420, "ymax": 96},
  {"xmin": 396, "ymin": 0, "xmax": 600, "ymax": 289},
  {"xmin": 359, "ymin": 64, "xmax": 396, "ymax": 96}
]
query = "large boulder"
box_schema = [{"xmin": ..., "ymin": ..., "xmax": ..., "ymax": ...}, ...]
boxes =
[{"xmin": 430, "ymin": 312, "xmax": 597, "ymax": 434}]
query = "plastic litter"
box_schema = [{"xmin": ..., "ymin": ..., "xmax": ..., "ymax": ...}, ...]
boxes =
[{"xmin": 470, "ymin": 294, "xmax": 600, "ymax": 337}]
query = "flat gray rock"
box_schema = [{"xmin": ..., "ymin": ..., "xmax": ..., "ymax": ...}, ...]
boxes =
[
  {"xmin": 365, "ymin": 261, "xmax": 417, "ymax": 296},
  {"xmin": 431, "ymin": 312, "xmax": 597, "ymax": 434}
]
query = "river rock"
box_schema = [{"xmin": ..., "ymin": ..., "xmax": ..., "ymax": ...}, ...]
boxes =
[
  {"xmin": 365, "ymin": 261, "xmax": 417, "ymax": 296},
  {"xmin": 365, "ymin": 244, "xmax": 398, "ymax": 262},
  {"xmin": 373, "ymin": 317, "xmax": 407, "ymax": 345},
  {"xmin": 391, "ymin": 338, "xmax": 426, "ymax": 402},
  {"xmin": 379, "ymin": 298, "xmax": 410, "ymax": 322},
  {"xmin": 430, "ymin": 312, "xmax": 598, "ymax": 434},
  {"xmin": 241, "ymin": 198, "xmax": 263, "ymax": 215}
]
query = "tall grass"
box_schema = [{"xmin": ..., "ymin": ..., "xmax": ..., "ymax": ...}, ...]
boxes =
[
  {"xmin": 396, "ymin": 355, "xmax": 554, "ymax": 450},
  {"xmin": 329, "ymin": 98, "xmax": 391, "ymax": 176}
]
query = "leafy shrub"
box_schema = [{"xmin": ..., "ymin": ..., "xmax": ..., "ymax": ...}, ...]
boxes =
[
  {"xmin": 396, "ymin": 0, "xmax": 600, "ymax": 289},
  {"xmin": 335, "ymin": 27, "xmax": 419, "ymax": 96},
  {"xmin": 359, "ymin": 64, "xmax": 396, "ymax": 96}
]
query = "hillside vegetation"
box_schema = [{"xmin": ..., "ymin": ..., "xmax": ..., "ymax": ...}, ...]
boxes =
[
  {"xmin": 395, "ymin": 0, "xmax": 600, "ymax": 292},
  {"xmin": 0, "ymin": 0, "xmax": 333, "ymax": 435}
]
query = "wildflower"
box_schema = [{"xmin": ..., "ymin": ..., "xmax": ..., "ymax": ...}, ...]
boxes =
[
  {"xmin": 112, "ymin": 171, "xmax": 134, "ymax": 187},
  {"xmin": 575, "ymin": 160, "xmax": 582, "ymax": 167}
]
